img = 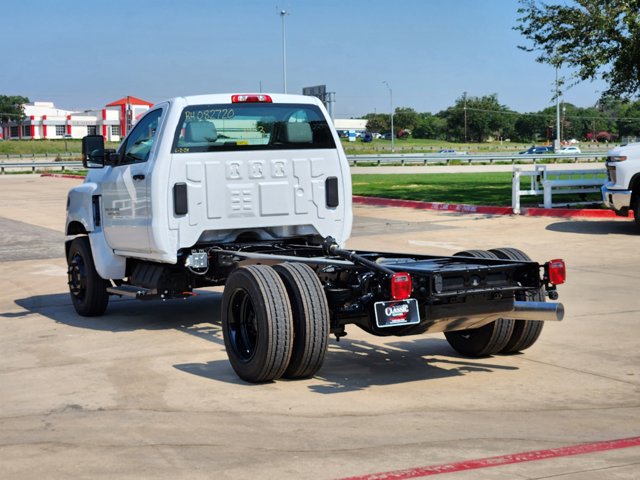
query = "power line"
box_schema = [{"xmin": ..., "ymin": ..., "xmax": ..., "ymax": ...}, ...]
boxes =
[{"xmin": 457, "ymin": 107, "xmax": 640, "ymax": 122}]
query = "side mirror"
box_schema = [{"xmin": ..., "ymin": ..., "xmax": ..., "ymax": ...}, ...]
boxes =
[
  {"xmin": 104, "ymin": 149, "xmax": 121, "ymax": 166},
  {"xmin": 81, "ymin": 135, "xmax": 105, "ymax": 168}
]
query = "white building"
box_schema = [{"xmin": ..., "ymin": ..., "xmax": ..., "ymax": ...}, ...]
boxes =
[
  {"xmin": 1, "ymin": 96, "xmax": 153, "ymax": 142},
  {"xmin": 3, "ymin": 99, "xmax": 368, "ymax": 142}
]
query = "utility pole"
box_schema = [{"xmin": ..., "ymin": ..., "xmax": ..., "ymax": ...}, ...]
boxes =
[
  {"xmin": 463, "ymin": 91, "xmax": 468, "ymax": 143},
  {"xmin": 555, "ymin": 67, "xmax": 561, "ymax": 151},
  {"xmin": 383, "ymin": 81, "xmax": 394, "ymax": 152},
  {"xmin": 279, "ymin": 9, "xmax": 289, "ymax": 94}
]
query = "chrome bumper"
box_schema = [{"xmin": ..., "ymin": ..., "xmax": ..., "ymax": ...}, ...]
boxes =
[{"xmin": 601, "ymin": 185, "xmax": 631, "ymax": 211}]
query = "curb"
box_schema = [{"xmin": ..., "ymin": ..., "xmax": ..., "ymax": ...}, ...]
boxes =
[{"xmin": 353, "ymin": 195, "xmax": 633, "ymax": 219}]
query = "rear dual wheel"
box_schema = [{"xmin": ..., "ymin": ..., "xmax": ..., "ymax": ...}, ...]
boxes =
[
  {"xmin": 489, "ymin": 248, "xmax": 545, "ymax": 354},
  {"xmin": 444, "ymin": 250, "xmax": 515, "ymax": 357},
  {"xmin": 273, "ymin": 263, "xmax": 329, "ymax": 379},
  {"xmin": 444, "ymin": 248, "xmax": 546, "ymax": 357},
  {"xmin": 221, "ymin": 263, "xmax": 329, "ymax": 383}
]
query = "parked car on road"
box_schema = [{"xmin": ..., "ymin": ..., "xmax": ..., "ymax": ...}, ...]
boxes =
[
  {"xmin": 361, "ymin": 132, "xmax": 373, "ymax": 143},
  {"xmin": 520, "ymin": 146, "xmax": 554, "ymax": 154},
  {"xmin": 438, "ymin": 149, "xmax": 468, "ymax": 155},
  {"xmin": 558, "ymin": 146, "xmax": 581, "ymax": 154},
  {"xmin": 602, "ymin": 142, "xmax": 640, "ymax": 228}
]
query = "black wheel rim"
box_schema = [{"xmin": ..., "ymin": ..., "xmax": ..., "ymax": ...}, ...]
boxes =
[
  {"xmin": 68, "ymin": 252, "xmax": 87, "ymax": 302},
  {"xmin": 228, "ymin": 288, "xmax": 258, "ymax": 362}
]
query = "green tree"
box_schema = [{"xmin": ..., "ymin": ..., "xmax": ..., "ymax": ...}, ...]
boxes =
[
  {"xmin": 616, "ymin": 100, "xmax": 640, "ymax": 139},
  {"xmin": 393, "ymin": 107, "xmax": 420, "ymax": 133},
  {"xmin": 514, "ymin": 112, "xmax": 553, "ymax": 143},
  {"xmin": 413, "ymin": 113, "xmax": 446, "ymax": 139},
  {"xmin": 515, "ymin": 0, "xmax": 640, "ymax": 98},
  {"xmin": 364, "ymin": 113, "xmax": 389, "ymax": 133},
  {"xmin": 441, "ymin": 94, "xmax": 515, "ymax": 142},
  {"xmin": 0, "ymin": 95, "xmax": 29, "ymax": 122}
]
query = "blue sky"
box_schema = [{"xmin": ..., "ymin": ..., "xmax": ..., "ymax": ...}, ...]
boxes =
[{"xmin": 2, "ymin": 0, "xmax": 606, "ymax": 117}]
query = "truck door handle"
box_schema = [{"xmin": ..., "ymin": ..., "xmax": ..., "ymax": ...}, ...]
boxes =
[{"xmin": 133, "ymin": 174, "xmax": 145, "ymax": 181}]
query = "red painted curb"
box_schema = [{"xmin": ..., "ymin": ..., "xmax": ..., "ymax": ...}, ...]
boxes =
[
  {"xmin": 339, "ymin": 436, "xmax": 640, "ymax": 480},
  {"xmin": 353, "ymin": 195, "xmax": 632, "ymax": 219}
]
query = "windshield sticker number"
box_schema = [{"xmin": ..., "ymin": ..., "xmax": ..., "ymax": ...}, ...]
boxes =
[{"xmin": 185, "ymin": 109, "xmax": 235, "ymax": 121}]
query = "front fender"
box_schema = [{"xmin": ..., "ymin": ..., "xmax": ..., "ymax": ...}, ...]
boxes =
[{"xmin": 66, "ymin": 183, "xmax": 98, "ymax": 234}]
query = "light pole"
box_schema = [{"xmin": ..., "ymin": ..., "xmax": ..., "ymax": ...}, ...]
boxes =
[
  {"xmin": 463, "ymin": 91, "xmax": 468, "ymax": 143},
  {"xmin": 554, "ymin": 67, "xmax": 561, "ymax": 151},
  {"xmin": 561, "ymin": 102, "xmax": 566, "ymax": 144},
  {"xmin": 383, "ymin": 81, "xmax": 394, "ymax": 152},
  {"xmin": 280, "ymin": 9, "xmax": 289, "ymax": 94}
]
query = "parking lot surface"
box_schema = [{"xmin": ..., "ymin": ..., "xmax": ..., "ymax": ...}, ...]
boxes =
[{"xmin": 1, "ymin": 175, "xmax": 638, "ymax": 479}]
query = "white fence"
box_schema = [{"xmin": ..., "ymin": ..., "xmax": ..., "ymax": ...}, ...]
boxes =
[{"xmin": 512, "ymin": 165, "xmax": 607, "ymax": 214}]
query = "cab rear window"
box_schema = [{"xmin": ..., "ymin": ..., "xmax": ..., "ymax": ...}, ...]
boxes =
[{"xmin": 171, "ymin": 103, "xmax": 336, "ymax": 153}]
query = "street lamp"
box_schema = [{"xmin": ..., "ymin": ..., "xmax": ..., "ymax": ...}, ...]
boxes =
[
  {"xmin": 382, "ymin": 81, "xmax": 394, "ymax": 152},
  {"xmin": 554, "ymin": 67, "xmax": 561, "ymax": 151},
  {"xmin": 279, "ymin": 9, "xmax": 289, "ymax": 94},
  {"xmin": 561, "ymin": 102, "xmax": 566, "ymax": 144}
]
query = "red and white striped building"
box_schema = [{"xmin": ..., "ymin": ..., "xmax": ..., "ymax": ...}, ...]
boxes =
[{"xmin": 1, "ymin": 96, "xmax": 153, "ymax": 141}]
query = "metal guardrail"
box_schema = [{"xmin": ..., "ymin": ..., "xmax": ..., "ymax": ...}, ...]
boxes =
[
  {"xmin": 512, "ymin": 165, "xmax": 607, "ymax": 214},
  {"xmin": 0, "ymin": 161, "xmax": 83, "ymax": 174},
  {"xmin": 348, "ymin": 152, "xmax": 605, "ymax": 166},
  {"xmin": 1, "ymin": 152, "xmax": 77, "ymax": 159},
  {"xmin": 1, "ymin": 153, "xmax": 605, "ymax": 175}
]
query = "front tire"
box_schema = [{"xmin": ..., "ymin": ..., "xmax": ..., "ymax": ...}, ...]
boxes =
[
  {"xmin": 444, "ymin": 250, "xmax": 515, "ymax": 357},
  {"xmin": 67, "ymin": 236, "xmax": 109, "ymax": 316},
  {"xmin": 273, "ymin": 263, "xmax": 329, "ymax": 379},
  {"xmin": 221, "ymin": 265, "xmax": 293, "ymax": 383},
  {"xmin": 631, "ymin": 191, "xmax": 640, "ymax": 228}
]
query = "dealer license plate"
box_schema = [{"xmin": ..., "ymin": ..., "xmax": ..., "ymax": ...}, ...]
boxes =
[{"xmin": 374, "ymin": 299, "xmax": 420, "ymax": 328}]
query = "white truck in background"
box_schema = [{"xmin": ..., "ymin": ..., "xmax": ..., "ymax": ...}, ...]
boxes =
[
  {"xmin": 65, "ymin": 93, "xmax": 566, "ymax": 383},
  {"xmin": 602, "ymin": 143, "xmax": 640, "ymax": 227}
]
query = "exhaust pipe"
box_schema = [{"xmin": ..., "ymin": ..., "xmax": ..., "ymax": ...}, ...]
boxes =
[{"xmin": 504, "ymin": 301, "xmax": 565, "ymax": 322}]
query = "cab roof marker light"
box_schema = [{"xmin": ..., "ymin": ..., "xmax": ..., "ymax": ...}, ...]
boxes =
[{"xmin": 231, "ymin": 94, "xmax": 273, "ymax": 103}]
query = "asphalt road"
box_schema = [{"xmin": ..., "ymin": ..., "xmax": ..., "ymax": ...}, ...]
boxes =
[{"xmin": 0, "ymin": 175, "xmax": 638, "ymax": 479}]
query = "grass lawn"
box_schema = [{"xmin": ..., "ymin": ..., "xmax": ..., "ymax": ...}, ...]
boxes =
[
  {"xmin": 341, "ymin": 138, "xmax": 525, "ymax": 155},
  {"xmin": 0, "ymin": 139, "xmax": 120, "ymax": 155},
  {"xmin": 351, "ymin": 172, "xmax": 605, "ymax": 207},
  {"xmin": 2, "ymin": 137, "xmax": 610, "ymax": 157}
]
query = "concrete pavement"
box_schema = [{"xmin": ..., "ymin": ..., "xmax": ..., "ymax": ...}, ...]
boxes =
[{"xmin": 0, "ymin": 175, "xmax": 638, "ymax": 479}]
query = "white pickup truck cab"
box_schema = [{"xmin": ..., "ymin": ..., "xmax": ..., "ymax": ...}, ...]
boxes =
[
  {"xmin": 66, "ymin": 93, "xmax": 565, "ymax": 383},
  {"xmin": 602, "ymin": 142, "xmax": 640, "ymax": 226},
  {"xmin": 67, "ymin": 93, "xmax": 352, "ymax": 280}
]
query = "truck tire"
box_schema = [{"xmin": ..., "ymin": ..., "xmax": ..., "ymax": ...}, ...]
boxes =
[
  {"xmin": 273, "ymin": 263, "xmax": 329, "ymax": 379},
  {"xmin": 67, "ymin": 236, "xmax": 110, "ymax": 316},
  {"xmin": 221, "ymin": 265, "xmax": 293, "ymax": 383},
  {"xmin": 632, "ymin": 193, "xmax": 640, "ymax": 227},
  {"xmin": 444, "ymin": 250, "xmax": 515, "ymax": 357},
  {"xmin": 490, "ymin": 248, "xmax": 545, "ymax": 353}
]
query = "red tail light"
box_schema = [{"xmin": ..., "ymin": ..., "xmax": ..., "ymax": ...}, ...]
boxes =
[
  {"xmin": 390, "ymin": 272, "xmax": 413, "ymax": 300},
  {"xmin": 231, "ymin": 94, "xmax": 272, "ymax": 103},
  {"xmin": 547, "ymin": 259, "xmax": 566, "ymax": 285}
]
